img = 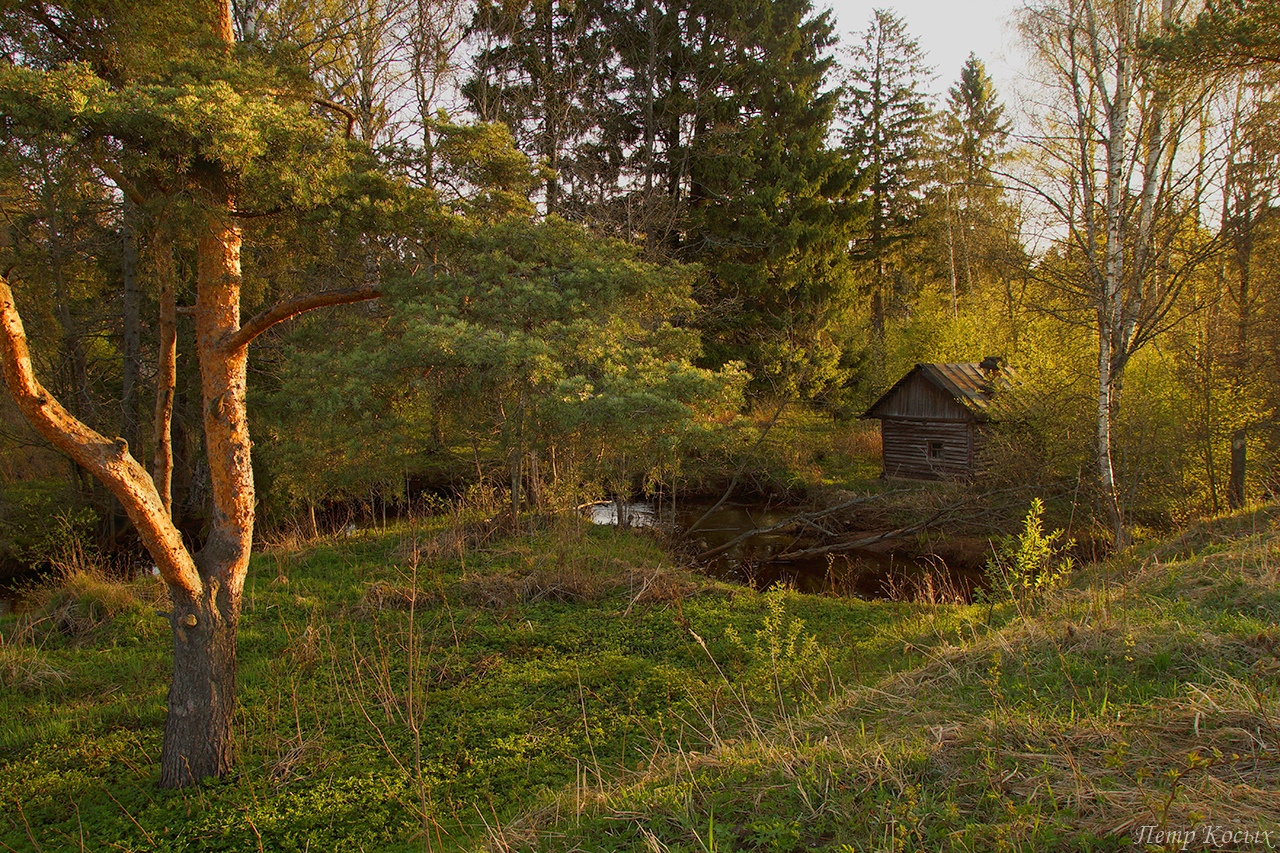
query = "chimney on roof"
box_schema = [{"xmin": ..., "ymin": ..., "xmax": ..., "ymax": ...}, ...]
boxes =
[{"xmin": 979, "ymin": 355, "xmax": 1003, "ymax": 375}]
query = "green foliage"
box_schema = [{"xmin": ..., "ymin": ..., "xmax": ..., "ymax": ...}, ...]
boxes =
[
  {"xmin": 0, "ymin": 479, "xmax": 96, "ymax": 573},
  {"xmin": 839, "ymin": 8, "xmax": 935, "ymax": 253},
  {"xmin": 465, "ymin": 0, "xmax": 863, "ymax": 398},
  {"xmin": 1150, "ymin": 0, "xmax": 1280, "ymax": 71},
  {"xmin": 986, "ymin": 498, "xmax": 1075, "ymax": 601},
  {"xmin": 0, "ymin": 55, "xmax": 350, "ymax": 206},
  {"xmin": 723, "ymin": 585, "xmax": 833, "ymax": 712},
  {"xmin": 260, "ymin": 214, "xmax": 746, "ymax": 512}
]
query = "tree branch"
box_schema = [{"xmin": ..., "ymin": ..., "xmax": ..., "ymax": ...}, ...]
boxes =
[
  {"xmin": 90, "ymin": 142, "xmax": 147, "ymax": 207},
  {"xmin": 0, "ymin": 273, "xmax": 202, "ymax": 596},
  {"xmin": 224, "ymin": 285, "xmax": 382, "ymax": 351},
  {"xmin": 695, "ymin": 488, "xmax": 922, "ymax": 562},
  {"xmin": 314, "ymin": 97, "xmax": 357, "ymax": 139},
  {"xmin": 771, "ymin": 506, "xmax": 954, "ymax": 562}
]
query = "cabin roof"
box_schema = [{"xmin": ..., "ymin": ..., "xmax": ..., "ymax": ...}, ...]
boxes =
[{"xmin": 861, "ymin": 362, "xmax": 1018, "ymax": 421}]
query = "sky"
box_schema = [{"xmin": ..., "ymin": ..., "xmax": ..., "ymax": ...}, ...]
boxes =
[{"xmin": 824, "ymin": 0, "xmax": 1026, "ymax": 101}]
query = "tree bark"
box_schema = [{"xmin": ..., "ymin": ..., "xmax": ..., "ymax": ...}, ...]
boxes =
[
  {"xmin": 1097, "ymin": 330, "xmax": 1126, "ymax": 547},
  {"xmin": 154, "ymin": 188, "xmax": 254, "ymax": 787},
  {"xmin": 1227, "ymin": 185, "xmax": 1253, "ymax": 510},
  {"xmin": 152, "ymin": 228, "xmax": 178, "ymax": 516},
  {"xmin": 1097, "ymin": 0, "xmax": 1136, "ymax": 550},
  {"xmin": 121, "ymin": 198, "xmax": 142, "ymax": 455},
  {"xmin": 160, "ymin": 578, "xmax": 239, "ymax": 786},
  {"xmin": 1228, "ymin": 429, "xmax": 1246, "ymax": 509}
]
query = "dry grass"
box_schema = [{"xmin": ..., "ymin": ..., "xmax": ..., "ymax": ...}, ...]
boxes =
[
  {"xmin": 395, "ymin": 518, "xmax": 504, "ymax": 565},
  {"xmin": 359, "ymin": 577, "xmax": 441, "ymax": 612},
  {"xmin": 0, "ymin": 643, "xmax": 69, "ymax": 690},
  {"xmin": 623, "ymin": 568, "xmax": 699, "ymax": 607},
  {"xmin": 458, "ymin": 564, "xmax": 612, "ymax": 608},
  {"xmin": 829, "ymin": 421, "xmax": 881, "ymax": 460},
  {"xmin": 14, "ymin": 545, "xmax": 164, "ymax": 642}
]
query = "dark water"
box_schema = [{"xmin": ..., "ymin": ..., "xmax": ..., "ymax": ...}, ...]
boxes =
[{"xmin": 592, "ymin": 499, "xmax": 984, "ymax": 601}]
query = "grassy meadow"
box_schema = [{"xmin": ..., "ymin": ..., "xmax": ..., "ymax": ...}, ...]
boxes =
[{"xmin": 2, "ymin": 505, "xmax": 1279, "ymax": 851}]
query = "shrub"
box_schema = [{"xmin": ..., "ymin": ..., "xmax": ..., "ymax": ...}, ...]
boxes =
[{"xmin": 985, "ymin": 498, "xmax": 1074, "ymax": 603}]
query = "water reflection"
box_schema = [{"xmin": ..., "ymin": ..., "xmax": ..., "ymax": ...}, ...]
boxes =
[
  {"xmin": 588, "ymin": 501, "xmax": 660, "ymax": 528},
  {"xmin": 590, "ymin": 498, "xmax": 983, "ymax": 601}
]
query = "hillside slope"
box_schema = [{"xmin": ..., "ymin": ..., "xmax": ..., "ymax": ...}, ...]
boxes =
[{"xmin": 491, "ymin": 508, "xmax": 1280, "ymax": 852}]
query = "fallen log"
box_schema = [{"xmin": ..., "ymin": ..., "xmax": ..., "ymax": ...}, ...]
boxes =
[{"xmin": 770, "ymin": 499, "xmax": 979, "ymax": 560}]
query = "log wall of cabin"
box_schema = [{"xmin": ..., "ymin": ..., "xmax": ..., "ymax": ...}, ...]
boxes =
[{"xmin": 880, "ymin": 418, "xmax": 973, "ymax": 479}]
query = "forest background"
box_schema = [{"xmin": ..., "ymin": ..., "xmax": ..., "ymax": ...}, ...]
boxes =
[{"xmin": 0, "ymin": 0, "xmax": 1276, "ymax": 575}]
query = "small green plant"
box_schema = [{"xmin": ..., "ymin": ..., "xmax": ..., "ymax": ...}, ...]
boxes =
[
  {"xmin": 724, "ymin": 586, "xmax": 834, "ymax": 713},
  {"xmin": 986, "ymin": 498, "xmax": 1074, "ymax": 603}
]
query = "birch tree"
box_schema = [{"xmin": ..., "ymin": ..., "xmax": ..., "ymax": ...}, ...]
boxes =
[{"xmin": 1018, "ymin": 0, "xmax": 1217, "ymax": 546}]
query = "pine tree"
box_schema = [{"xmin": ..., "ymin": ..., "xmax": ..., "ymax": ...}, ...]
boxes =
[{"xmin": 0, "ymin": 0, "xmax": 384, "ymax": 786}]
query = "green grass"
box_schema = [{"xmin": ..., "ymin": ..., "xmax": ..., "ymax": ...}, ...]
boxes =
[
  {"xmin": 488, "ymin": 507, "xmax": 1280, "ymax": 852},
  {"xmin": 0, "ymin": 517, "xmax": 945, "ymax": 852},
  {"xmin": 4, "ymin": 507, "xmax": 1279, "ymax": 851}
]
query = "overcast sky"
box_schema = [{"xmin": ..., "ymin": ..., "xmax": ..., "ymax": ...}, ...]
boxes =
[{"xmin": 824, "ymin": 0, "xmax": 1026, "ymax": 101}]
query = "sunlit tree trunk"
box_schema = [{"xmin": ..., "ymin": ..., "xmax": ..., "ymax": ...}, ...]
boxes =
[
  {"xmin": 161, "ymin": 180, "xmax": 253, "ymax": 786},
  {"xmin": 0, "ymin": 0, "xmax": 386, "ymax": 789}
]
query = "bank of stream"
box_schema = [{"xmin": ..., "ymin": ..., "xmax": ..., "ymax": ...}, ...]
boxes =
[{"xmin": 592, "ymin": 498, "xmax": 988, "ymax": 601}]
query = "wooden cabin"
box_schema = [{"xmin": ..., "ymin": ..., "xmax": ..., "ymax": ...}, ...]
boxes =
[{"xmin": 861, "ymin": 358, "xmax": 1016, "ymax": 480}]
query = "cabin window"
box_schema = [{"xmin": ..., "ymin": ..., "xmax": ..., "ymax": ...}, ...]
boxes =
[{"xmin": 927, "ymin": 441, "xmax": 945, "ymax": 460}]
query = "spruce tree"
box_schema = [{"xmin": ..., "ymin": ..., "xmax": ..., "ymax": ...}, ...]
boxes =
[
  {"xmin": 936, "ymin": 54, "xmax": 1016, "ymax": 309},
  {"xmin": 838, "ymin": 8, "xmax": 935, "ymax": 373},
  {"xmin": 680, "ymin": 0, "xmax": 862, "ymax": 396}
]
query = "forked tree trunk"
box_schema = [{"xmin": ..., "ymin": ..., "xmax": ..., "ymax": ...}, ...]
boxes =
[{"xmin": 158, "ymin": 189, "xmax": 255, "ymax": 787}]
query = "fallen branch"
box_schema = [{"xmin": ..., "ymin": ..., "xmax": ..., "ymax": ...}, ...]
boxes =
[
  {"xmin": 772, "ymin": 505, "xmax": 959, "ymax": 562},
  {"xmin": 694, "ymin": 488, "xmax": 922, "ymax": 562}
]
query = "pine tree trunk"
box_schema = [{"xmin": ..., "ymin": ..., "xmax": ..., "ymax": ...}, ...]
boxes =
[
  {"xmin": 160, "ymin": 581, "xmax": 239, "ymax": 787},
  {"xmin": 158, "ymin": 182, "xmax": 254, "ymax": 788},
  {"xmin": 120, "ymin": 198, "xmax": 142, "ymax": 454},
  {"xmin": 152, "ymin": 228, "xmax": 178, "ymax": 516}
]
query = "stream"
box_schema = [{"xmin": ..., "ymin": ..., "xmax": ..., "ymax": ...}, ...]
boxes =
[{"xmin": 592, "ymin": 499, "xmax": 985, "ymax": 601}]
